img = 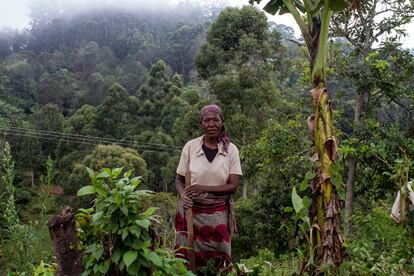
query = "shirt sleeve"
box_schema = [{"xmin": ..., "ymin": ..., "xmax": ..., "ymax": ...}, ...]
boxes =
[
  {"xmin": 229, "ymin": 144, "xmax": 242, "ymax": 175},
  {"xmin": 176, "ymin": 142, "xmax": 189, "ymax": 176}
]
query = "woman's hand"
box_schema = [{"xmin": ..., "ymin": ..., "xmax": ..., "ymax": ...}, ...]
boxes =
[
  {"xmin": 184, "ymin": 184, "xmax": 206, "ymax": 198},
  {"xmin": 180, "ymin": 192, "xmax": 193, "ymax": 209}
]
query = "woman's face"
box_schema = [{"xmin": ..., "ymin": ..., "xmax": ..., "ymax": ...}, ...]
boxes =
[{"xmin": 201, "ymin": 111, "xmax": 223, "ymax": 139}]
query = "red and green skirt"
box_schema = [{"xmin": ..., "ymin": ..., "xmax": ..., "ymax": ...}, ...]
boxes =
[{"xmin": 175, "ymin": 193, "xmax": 236, "ymax": 271}]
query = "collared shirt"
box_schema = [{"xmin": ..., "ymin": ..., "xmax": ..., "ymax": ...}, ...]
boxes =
[{"xmin": 176, "ymin": 135, "xmax": 242, "ymax": 186}]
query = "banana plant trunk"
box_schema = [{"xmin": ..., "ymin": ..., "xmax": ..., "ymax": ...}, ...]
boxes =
[
  {"xmin": 308, "ymin": 85, "xmax": 344, "ymax": 268},
  {"xmin": 252, "ymin": 0, "xmax": 350, "ymax": 271},
  {"xmin": 299, "ymin": 0, "xmax": 345, "ymax": 269}
]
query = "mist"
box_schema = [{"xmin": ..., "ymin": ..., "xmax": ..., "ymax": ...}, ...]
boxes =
[{"xmin": 1, "ymin": 0, "xmax": 240, "ymax": 30}]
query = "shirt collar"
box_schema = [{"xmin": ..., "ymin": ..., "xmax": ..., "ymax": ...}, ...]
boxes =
[{"xmin": 196, "ymin": 135, "xmax": 228, "ymax": 156}]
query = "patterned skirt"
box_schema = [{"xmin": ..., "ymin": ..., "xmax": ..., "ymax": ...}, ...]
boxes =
[{"xmin": 175, "ymin": 193, "xmax": 237, "ymax": 271}]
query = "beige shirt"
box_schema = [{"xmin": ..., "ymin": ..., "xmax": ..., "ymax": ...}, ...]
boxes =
[{"xmin": 176, "ymin": 136, "xmax": 242, "ymax": 186}]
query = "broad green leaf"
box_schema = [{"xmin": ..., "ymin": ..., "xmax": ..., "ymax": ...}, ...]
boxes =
[
  {"xmin": 300, "ymin": 179, "xmax": 308, "ymax": 191},
  {"xmin": 77, "ymin": 185, "xmax": 96, "ymax": 196},
  {"xmin": 263, "ymin": 0, "xmax": 285, "ymax": 15},
  {"xmin": 136, "ymin": 219, "xmax": 150, "ymax": 230},
  {"xmin": 129, "ymin": 225, "xmax": 141, "ymax": 237},
  {"xmin": 284, "ymin": 206, "xmax": 293, "ymax": 212},
  {"xmin": 100, "ymin": 260, "xmax": 110, "ymax": 274},
  {"xmin": 123, "ymin": 250, "xmax": 137, "ymax": 268},
  {"xmin": 86, "ymin": 167, "xmax": 95, "ymax": 180},
  {"xmin": 92, "ymin": 246, "xmax": 103, "ymax": 260},
  {"xmin": 143, "ymin": 207, "xmax": 157, "ymax": 218},
  {"xmin": 112, "ymin": 167, "xmax": 123, "ymax": 178},
  {"xmin": 127, "ymin": 262, "xmax": 139, "ymax": 275},
  {"xmin": 111, "ymin": 248, "xmax": 121, "ymax": 264},
  {"xmin": 123, "ymin": 169, "xmax": 133, "ymax": 178},
  {"xmin": 130, "ymin": 176, "xmax": 142, "ymax": 188},
  {"xmin": 91, "ymin": 211, "xmax": 103, "ymax": 224},
  {"xmin": 331, "ymin": 175, "xmax": 343, "ymax": 189},
  {"xmin": 97, "ymin": 170, "xmax": 110, "ymax": 179},
  {"xmin": 303, "ymin": 196, "xmax": 312, "ymax": 209},
  {"xmin": 93, "ymin": 263, "xmax": 100, "ymax": 274},
  {"xmin": 292, "ymin": 187, "xmax": 304, "ymax": 214},
  {"xmin": 115, "ymin": 193, "xmax": 123, "ymax": 205},
  {"xmin": 328, "ymin": 0, "xmax": 348, "ymax": 12},
  {"xmin": 84, "ymin": 244, "xmax": 96, "ymax": 254},
  {"xmin": 305, "ymin": 171, "xmax": 316, "ymax": 180},
  {"xmin": 95, "ymin": 186, "xmax": 108, "ymax": 197},
  {"xmin": 115, "ymin": 180, "xmax": 125, "ymax": 189},
  {"xmin": 103, "ymin": 168, "xmax": 112, "ymax": 176},
  {"xmin": 146, "ymin": 251, "xmax": 162, "ymax": 267},
  {"xmin": 120, "ymin": 205, "xmax": 128, "ymax": 216}
]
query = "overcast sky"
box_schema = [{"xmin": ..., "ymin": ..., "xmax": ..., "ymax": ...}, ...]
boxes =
[{"xmin": 0, "ymin": 0, "xmax": 413, "ymax": 48}]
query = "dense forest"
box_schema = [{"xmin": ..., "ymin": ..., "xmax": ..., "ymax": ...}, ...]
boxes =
[{"xmin": 1, "ymin": 0, "xmax": 414, "ymax": 274}]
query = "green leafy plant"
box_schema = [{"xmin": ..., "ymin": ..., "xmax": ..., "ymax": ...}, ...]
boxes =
[
  {"xmin": 76, "ymin": 167, "xmax": 193, "ymax": 275},
  {"xmin": 340, "ymin": 204, "xmax": 414, "ymax": 275},
  {"xmin": 33, "ymin": 261, "xmax": 57, "ymax": 276},
  {"xmin": 0, "ymin": 142, "xmax": 55, "ymax": 275}
]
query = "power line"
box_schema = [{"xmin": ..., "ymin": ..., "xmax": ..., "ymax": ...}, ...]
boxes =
[
  {"xmin": 0, "ymin": 126, "xmax": 182, "ymax": 154},
  {"xmin": 2, "ymin": 125, "xmax": 182, "ymax": 150}
]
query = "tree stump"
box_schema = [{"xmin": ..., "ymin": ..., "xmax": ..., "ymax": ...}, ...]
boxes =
[{"xmin": 48, "ymin": 206, "xmax": 83, "ymax": 276}]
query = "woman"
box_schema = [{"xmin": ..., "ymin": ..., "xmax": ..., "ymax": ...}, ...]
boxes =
[{"xmin": 175, "ymin": 104, "xmax": 242, "ymax": 272}]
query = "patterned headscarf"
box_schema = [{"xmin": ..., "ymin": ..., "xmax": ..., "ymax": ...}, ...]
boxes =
[{"xmin": 200, "ymin": 104, "xmax": 230, "ymax": 153}]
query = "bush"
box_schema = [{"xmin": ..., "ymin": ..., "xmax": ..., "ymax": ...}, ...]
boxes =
[
  {"xmin": 76, "ymin": 167, "xmax": 192, "ymax": 275},
  {"xmin": 340, "ymin": 201, "xmax": 414, "ymax": 275}
]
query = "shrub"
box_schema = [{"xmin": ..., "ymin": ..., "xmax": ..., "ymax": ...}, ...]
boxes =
[
  {"xmin": 340, "ymin": 202, "xmax": 414, "ymax": 275},
  {"xmin": 76, "ymin": 167, "xmax": 192, "ymax": 275}
]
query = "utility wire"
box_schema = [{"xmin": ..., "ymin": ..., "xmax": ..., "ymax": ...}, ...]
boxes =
[
  {"xmin": 0, "ymin": 126, "xmax": 182, "ymax": 154},
  {"xmin": 2, "ymin": 125, "xmax": 182, "ymax": 150}
]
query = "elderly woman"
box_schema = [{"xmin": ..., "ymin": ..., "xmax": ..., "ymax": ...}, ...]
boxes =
[{"xmin": 175, "ymin": 104, "xmax": 242, "ymax": 272}]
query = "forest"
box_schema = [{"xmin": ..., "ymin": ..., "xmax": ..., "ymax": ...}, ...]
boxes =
[{"xmin": 0, "ymin": 0, "xmax": 414, "ymax": 274}]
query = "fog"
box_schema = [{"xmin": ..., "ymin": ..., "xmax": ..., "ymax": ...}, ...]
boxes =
[
  {"xmin": 0, "ymin": 0, "xmax": 242, "ymax": 29},
  {"xmin": 0, "ymin": 0, "xmax": 413, "ymax": 47}
]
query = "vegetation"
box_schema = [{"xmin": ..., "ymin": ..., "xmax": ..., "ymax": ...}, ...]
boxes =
[{"xmin": 0, "ymin": 0, "xmax": 414, "ymax": 274}]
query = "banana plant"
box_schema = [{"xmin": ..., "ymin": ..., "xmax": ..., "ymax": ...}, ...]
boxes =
[{"xmin": 250, "ymin": 0, "xmax": 359, "ymax": 271}]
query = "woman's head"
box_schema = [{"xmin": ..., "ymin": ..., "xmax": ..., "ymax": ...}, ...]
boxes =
[
  {"xmin": 200, "ymin": 104, "xmax": 224, "ymax": 138},
  {"xmin": 200, "ymin": 104, "xmax": 230, "ymax": 152}
]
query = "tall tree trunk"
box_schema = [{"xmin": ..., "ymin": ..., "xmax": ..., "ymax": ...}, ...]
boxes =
[
  {"xmin": 345, "ymin": 157, "xmax": 356, "ymax": 233},
  {"xmin": 242, "ymin": 180, "xmax": 247, "ymax": 199},
  {"xmin": 31, "ymin": 168, "xmax": 35, "ymax": 188},
  {"xmin": 345, "ymin": 88, "xmax": 368, "ymax": 234}
]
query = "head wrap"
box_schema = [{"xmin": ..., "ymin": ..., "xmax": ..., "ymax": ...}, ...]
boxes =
[{"xmin": 200, "ymin": 104, "xmax": 230, "ymax": 153}]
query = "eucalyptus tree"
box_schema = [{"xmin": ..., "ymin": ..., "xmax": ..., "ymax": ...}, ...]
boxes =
[{"xmin": 251, "ymin": 0, "xmax": 359, "ymax": 270}]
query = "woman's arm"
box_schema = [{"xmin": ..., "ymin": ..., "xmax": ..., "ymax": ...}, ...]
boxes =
[
  {"xmin": 175, "ymin": 174, "xmax": 193, "ymax": 208},
  {"xmin": 185, "ymin": 174, "xmax": 239, "ymax": 196}
]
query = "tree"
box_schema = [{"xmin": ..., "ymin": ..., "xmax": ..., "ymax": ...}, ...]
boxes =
[
  {"xmin": 251, "ymin": 0, "xmax": 357, "ymax": 270},
  {"xmin": 195, "ymin": 6, "xmax": 285, "ymax": 197},
  {"xmin": 35, "ymin": 69, "xmax": 76, "ymax": 114},
  {"xmin": 164, "ymin": 23, "xmax": 205, "ymax": 80},
  {"xmin": 4, "ymin": 56, "xmax": 36, "ymax": 103},
  {"xmin": 75, "ymin": 72, "xmax": 106, "ymax": 107},
  {"xmin": 32, "ymin": 103, "xmax": 64, "ymax": 160},
  {"xmin": 95, "ymin": 83, "xmax": 140, "ymax": 138},
  {"xmin": 330, "ymin": 0, "xmax": 414, "ymax": 232},
  {"xmin": 136, "ymin": 60, "xmax": 189, "ymax": 134},
  {"xmin": 67, "ymin": 144, "xmax": 147, "ymax": 195},
  {"xmin": 133, "ymin": 130, "xmax": 178, "ymax": 192}
]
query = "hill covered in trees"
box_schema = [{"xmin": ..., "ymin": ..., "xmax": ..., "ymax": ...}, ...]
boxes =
[{"xmin": 1, "ymin": 0, "xmax": 414, "ymax": 274}]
